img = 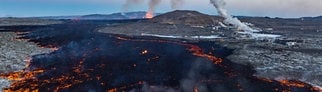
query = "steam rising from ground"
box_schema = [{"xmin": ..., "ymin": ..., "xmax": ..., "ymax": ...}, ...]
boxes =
[
  {"xmin": 137, "ymin": 59, "xmax": 213, "ymax": 92},
  {"xmin": 122, "ymin": 0, "xmax": 281, "ymax": 38},
  {"xmin": 210, "ymin": 0, "xmax": 259, "ymax": 32}
]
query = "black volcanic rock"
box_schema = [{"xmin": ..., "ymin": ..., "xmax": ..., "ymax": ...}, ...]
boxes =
[
  {"xmin": 80, "ymin": 14, "xmax": 127, "ymax": 20},
  {"xmin": 301, "ymin": 16, "xmax": 322, "ymax": 20},
  {"xmin": 99, "ymin": 10, "xmax": 322, "ymax": 88},
  {"xmin": 2, "ymin": 22, "xmax": 321, "ymax": 92},
  {"xmin": 152, "ymin": 10, "xmax": 223, "ymax": 26}
]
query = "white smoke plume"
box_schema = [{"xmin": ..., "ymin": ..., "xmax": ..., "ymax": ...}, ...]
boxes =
[
  {"xmin": 122, "ymin": 0, "xmax": 145, "ymax": 13},
  {"xmin": 170, "ymin": 0, "xmax": 184, "ymax": 9},
  {"xmin": 147, "ymin": 0, "xmax": 162, "ymax": 14},
  {"xmin": 210, "ymin": 0, "xmax": 259, "ymax": 32}
]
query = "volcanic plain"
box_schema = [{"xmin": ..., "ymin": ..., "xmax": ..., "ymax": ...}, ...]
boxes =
[{"xmin": 0, "ymin": 10, "xmax": 321, "ymax": 91}]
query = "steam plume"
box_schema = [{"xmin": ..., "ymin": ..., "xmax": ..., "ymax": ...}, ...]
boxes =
[
  {"xmin": 210, "ymin": 0, "xmax": 259, "ymax": 32},
  {"xmin": 148, "ymin": 0, "xmax": 162, "ymax": 13},
  {"xmin": 145, "ymin": 0, "xmax": 162, "ymax": 18},
  {"xmin": 170, "ymin": 0, "xmax": 184, "ymax": 9},
  {"xmin": 122, "ymin": 0, "xmax": 184, "ymax": 14},
  {"xmin": 122, "ymin": 0, "xmax": 145, "ymax": 13}
]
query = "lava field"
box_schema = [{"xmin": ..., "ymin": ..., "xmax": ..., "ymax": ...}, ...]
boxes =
[{"xmin": 0, "ymin": 20, "xmax": 321, "ymax": 92}]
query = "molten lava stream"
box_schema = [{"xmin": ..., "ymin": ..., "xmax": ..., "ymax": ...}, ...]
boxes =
[
  {"xmin": 187, "ymin": 45, "xmax": 222, "ymax": 64},
  {"xmin": 0, "ymin": 69, "xmax": 45, "ymax": 92},
  {"xmin": 115, "ymin": 35, "xmax": 223, "ymax": 64}
]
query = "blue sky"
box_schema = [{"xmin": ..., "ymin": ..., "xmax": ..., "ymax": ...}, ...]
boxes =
[{"xmin": 1, "ymin": 0, "xmax": 322, "ymax": 18}]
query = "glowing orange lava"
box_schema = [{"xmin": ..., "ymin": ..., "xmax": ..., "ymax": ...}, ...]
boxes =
[
  {"xmin": 278, "ymin": 80, "xmax": 306, "ymax": 88},
  {"xmin": 141, "ymin": 49, "xmax": 148, "ymax": 55},
  {"xmin": 193, "ymin": 86, "xmax": 199, "ymax": 92},
  {"xmin": 311, "ymin": 86, "xmax": 322, "ymax": 92},
  {"xmin": 277, "ymin": 80, "xmax": 309, "ymax": 92},
  {"xmin": 188, "ymin": 45, "xmax": 222, "ymax": 64},
  {"xmin": 0, "ymin": 69, "xmax": 45, "ymax": 92},
  {"xmin": 145, "ymin": 11, "xmax": 154, "ymax": 19},
  {"xmin": 107, "ymin": 81, "xmax": 144, "ymax": 92},
  {"xmin": 112, "ymin": 37, "xmax": 223, "ymax": 64}
]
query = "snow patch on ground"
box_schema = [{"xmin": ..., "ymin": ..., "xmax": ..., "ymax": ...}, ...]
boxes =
[
  {"xmin": 238, "ymin": 32, "xmax": 281, "ymax": 39},
  {"xmin": 141, "ymin": 33, "xmax": 222, "ymax": 39}
]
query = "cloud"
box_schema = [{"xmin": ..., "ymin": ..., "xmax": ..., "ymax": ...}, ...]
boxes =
[
  {"xmin": 1, "ymin": 0, "xmax": 322, "ymax": 17},
  {"xmin": 224, "ymin": 0, "xmax": 322, "ymax": 17}
]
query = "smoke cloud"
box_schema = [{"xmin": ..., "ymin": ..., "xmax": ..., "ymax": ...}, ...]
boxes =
[
  {"xmin": 147, "ymin": 0, "xmax": 162, "ymax": 14},
  {"xmin": 122, "ymin": 0, "xmax": 145, "ymax": 12},
  {"xmin": 136, "ymin": 59, "xmax": 212, "ymax": 92},
  {"xmin": 210, "ymin": 0, "xmax": 259, "ymax": 32},
  {"xmin": 170, "ymin": 0, "xmax": 184, "ymax": 9}
]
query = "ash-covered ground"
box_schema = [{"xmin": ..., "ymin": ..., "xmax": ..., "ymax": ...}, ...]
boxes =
[
  {"xmin": 99, "ymin": 10, "xmax": 322, "ymax": 87},
  {"xmin": 0, "ymin": 32, "xmax": 53, "ymax": 90},
  {"xmin": 0, "ymin": 18, "xmax": 62, "ymax": 90},
  {"xmin": 220, "ymin": 16, "xmax": 322, "ymax": 87}
]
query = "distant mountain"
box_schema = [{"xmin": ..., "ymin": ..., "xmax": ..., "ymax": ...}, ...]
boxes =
[
  {"xmin": 34, "ymin": 11, "xmax": 161, "ymax": 20},
  {"xmin": 35, "ymin": 16, "xmax": 82, "ymax": 20},
  {"xmin": 301, "ymin": 16, "xmax": 322, "ymax": 20}
]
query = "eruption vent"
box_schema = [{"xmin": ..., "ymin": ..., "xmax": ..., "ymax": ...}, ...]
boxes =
[
  {"xmin": 145, "ymin": 0, "xmax": 161, "ymax": 18},
  {"xmin": 210, "ymin": 0, "xmax": 259, "ymax": 32},
  {"xmin": 123, "ymin": 0, "xmax": 185, "ymax": 19},
  {"xmin": 145, "ymin": 11, "xmax": 154, "ymax": 19}
]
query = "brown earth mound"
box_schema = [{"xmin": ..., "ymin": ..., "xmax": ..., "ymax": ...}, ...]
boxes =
[{"xmin": 151, "ymin": 10, "xmax": 223, "ymax": 26}]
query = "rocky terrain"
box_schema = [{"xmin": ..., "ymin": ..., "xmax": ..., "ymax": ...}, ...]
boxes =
[
  {"xmin": 98, "ymin": 10, "xmax": 322, "ymax": 87},
  {"xmin": 0, "ymin": 32, "xmax": 54, "ymax": 90},
  {"xmin": 0, "ymin": 10, "xmax": 321, "ymax": 90},
  {"xmin": 233, "ymin": 16, "xmax": 322, "ymax": 86},
  {"xmin": 0, "ymin": 18, "xmax": 62, "ymax": 26},
  {"xmin": 0, "ymin": 19, "xmax": 61, "ymax": 90}
]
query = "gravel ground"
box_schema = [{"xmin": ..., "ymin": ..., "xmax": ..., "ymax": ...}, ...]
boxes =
[{"xmin": 0, "ymin": 32, "xmax": 53, "ymax": 91}]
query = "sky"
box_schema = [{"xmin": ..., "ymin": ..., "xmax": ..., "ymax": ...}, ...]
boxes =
[{"xmin": 1, "ymin": 0, "xmax": 322, "ymax": 18}]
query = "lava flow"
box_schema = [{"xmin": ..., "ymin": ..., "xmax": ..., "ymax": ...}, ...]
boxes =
[
  {"xmin": 187, "ymin": 45, "xmax": 222, "ymax": 64},
  {"xmin": 0, "ymin": 21, "xmax": 321, "ymax": 92}
]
